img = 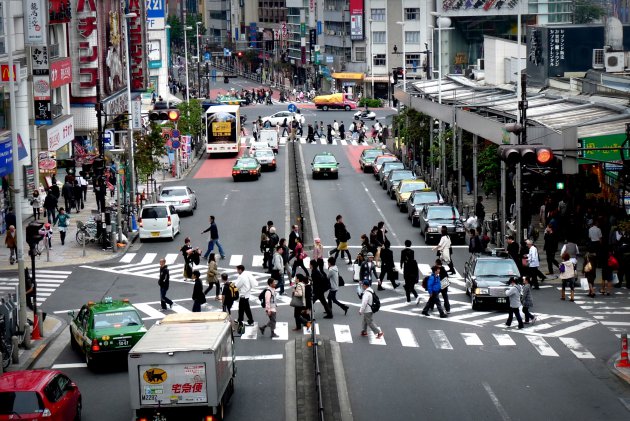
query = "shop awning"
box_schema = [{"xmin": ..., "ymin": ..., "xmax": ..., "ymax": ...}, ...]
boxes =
[
  {"xmin": 364, "ymin": 75, "xmax": 390, "ymax": 83},
  {"xmin": 332, "ymin": 72, "xmax": 364, "ymax": 80}
]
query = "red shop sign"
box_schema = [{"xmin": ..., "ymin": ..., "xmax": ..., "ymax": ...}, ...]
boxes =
[{"xmin": 50, "ymin": 58, "xmax": 73, "ymax": 88}]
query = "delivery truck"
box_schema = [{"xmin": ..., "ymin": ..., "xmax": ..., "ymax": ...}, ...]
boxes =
[
  {"xmin": 313, "ymin": 93, "xmax": 357, "ymax": 111},
  {"xmin": 128, "ymin": 312, "xmax": 236, "ymax": 421},
  {"xmin": 258, "ymin": 128, "xmax": 279, "ymax": 153}
]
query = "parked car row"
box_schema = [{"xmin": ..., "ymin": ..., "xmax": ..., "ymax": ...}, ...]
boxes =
[{"xmin": 358, "ymin": 147, "xmax": 466, "ymax": 245}]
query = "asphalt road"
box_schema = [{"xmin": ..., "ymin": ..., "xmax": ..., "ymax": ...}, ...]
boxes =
[{"xmin": 24, "ymin": 93, "xmax": 630, "ymax": 420}]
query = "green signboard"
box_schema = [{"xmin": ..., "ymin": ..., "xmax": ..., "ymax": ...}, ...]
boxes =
[{"xmin": 578, "ymin": 133, "xmax": 625, "ymax": 164}]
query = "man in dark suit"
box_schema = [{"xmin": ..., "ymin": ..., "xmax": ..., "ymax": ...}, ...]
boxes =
[
  {"xmin": 288, "ymin": 224, "xmax": 300, "ymax": 260},
  {"xmin": 400, "ymin": 239, "xmax": 415, "ymax": 271},
  {"xmin": 377, "ymin": 242, "xmax": 399, "ymax": 290}
]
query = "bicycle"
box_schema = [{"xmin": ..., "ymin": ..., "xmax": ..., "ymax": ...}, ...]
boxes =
[{"xmin": 0, "ymin": 316, "xmax": 14, "ymax": 369}]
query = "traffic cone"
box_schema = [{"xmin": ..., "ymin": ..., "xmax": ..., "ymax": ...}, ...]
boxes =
[
  {"xmin": 617, "ymin": 333, "xmax": 630, "ymax": 368},
  {"xmin": 131, "ymin": 214, "xmax": 138, "ymax": 231},
  {"xmin": 31, "ymin": 314, "xmax": 42, "ymax": 340}
]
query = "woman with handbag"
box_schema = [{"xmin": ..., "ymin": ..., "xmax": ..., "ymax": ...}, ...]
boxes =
[
  {"xmin": 290, "ymin": 276, "xmax": 309, "ymax": 330},
  {"xmin": 205, "ymin": 253, "xmax": 220, "ymax": 298},
  {"xmin": 291, "ymin": 238, "xmax": 309, "ymax": 278},
  {"xmin": 583, "ymin": 253, "xmax": 597, "ymax": 298},
  {"xmin": 313, "ymin": 238, "xmax": 325, "ymax": 272}
]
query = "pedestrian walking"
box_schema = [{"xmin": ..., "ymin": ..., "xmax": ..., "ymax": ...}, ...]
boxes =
[
  {"xmin": 339, "ymin": 121, "xmax": 345, "ymax": 140},
  {"xmin": 401, "ymin": 240, "xmax": 419, "ymax": 302},
  {"xmin": 5, "ymin": 225, "xmax": 17, "ymax": 265},
  {"xmin": 583, "ymin": 253, "xmax": 597, "ymax": 298},
  {"xmin": 158, "ymin": 258, "xmax": 173, "ymax": 310},
  {"xmin": 309, "ymin": 259, "xmax": 332, "ymax": 318},
  {"xmin": 469, "ymin": 228, "xmax": 484, "ymax": 253},
  {"xmin": 280, "ymin": 118, "xmax": 289, "ymax": 137},
  {"xmin": 333, "ymin": 120, "xmax": 339, "ymax": 137},
  {"xmin": 312, "ymin": 237, "xmax": 324, "ymax": 272},
  {"xmin": 506, "ymin": 235, "xmax": 520, "ymax": 270},
  {"xmin": 433, "ymin": 226, "xmax": 455, "ymax": 275},
  {"xmin": 332, "ymin": 215, "xmax": 352, "ymax": 264},
  {"xmin": 43, "ymin": 191, "xmax": 58, "ymax": 224},
  {"xmin": 377, "ymin": 242, "xmax": 400, "ymax": 290},
  {"xmin": 525, "ymin": 239, "xmax": 545, "ymax": 289},
  {"xmin": 61, "ymin": 179, "xmax": 74, "ymax": 214},
  {"xmin": 291, "ymin": 238, "xmax": 309, "ymax": 277},
  {"xmin": 400, "ymin": 239, "xmax": 414, "ymax": 270},
  {"xmin": 73, "ymin": 180, "xmax": 83, "ymax": 213},
  {"xmin": 559, "ymin": 252, "xmax": 576, "ymax": 301},
  {"xmin": 53, "ymin": 208, "xmax": 70, "ymax": 246},
  {"xmin": 421, "ymin": 265, "xmax": 447, "ymax": 318},
  {"xmin": 290, "ymin": 275, "xmax": 310, "ymax": 331},
  {"xmin": 235, "ymin": 265, "xmax": 257, "ymax": 326},
  {"xmin": 265, "ymin": 227, "xmax": 279, "ymax": 271},
  {"xmin": 359, "ymin": 280, "xmax": 384, "ymax": 338},
  {"xmin": 191, "ymin": 270, "xmax": 206, "ymax": 312},
  {"xmin": 543, "ymin": 223, "xmax": 560, "ymax": 275},
  {"xmin": 288, "ymin": 224, "xmax": 301, "ymax": 259},
  {"xmin": 521, "ymin": 276, "xmax": 537, "ymax": 324},
  {"xmin": 42, "ymin": 223, "xmax": 53, "ymax": 249},
  {"xmin": 180, "ymin": 237, "xmax": 193, "ymax": 281},
  {"xmin": 326, "ymin": 124, "xmax": 333, "ymax": 143},
  {"xmin": 271, "ymin": 246, "xmax": 285, "ymax": 295},
  {"xmin": 279, "ymin": 238, "xmax": 292, "ymax": 284},
  {"xmin": 201, "ymin": 215, "xmax": 226, "ymax": 260},
  {"xmin": 30, "ymin": 190, "xmax": 41, "ymax": 220},
  {"xmin": 307, "ymin": 124, "xmax": 315, "ymax": 143},
  {"xmin": 505, "ymin": 277, "xmax": 524, "ymax": 329},
  {"xmin": 475, "ymin": 196, "xmax": 485, "ymax": 227},
  {"xmin": 77, "ymin": 173, "xmax": 89, "ymax": 203},
  {"xmin": 600, "ymin": 251, "xmax": 617, "ymax": 296},
  {"xmin": 219, "ymin": 274, "xmax": 235, "ymax": 315},
  {"xmin": 359, "ymin": 253, "xmax": 378, "ymax": 284},
  {"xmin": 259, "ymin": 278, "xmax": 279, "ymax": 338},
  {"xmin": 374, "ymin": 222, "xmax": 389, "ymax": 266},
  {"xmin": 431, "ymin": 259, "xmax": 451, "ymax": 313},
  {"xmin": 205, "ymin": 253, "xmax": 220, "ymax": 298},
  {"xmin": 326, "ymin": 257, "xmax": 349, "ymax": 316}
]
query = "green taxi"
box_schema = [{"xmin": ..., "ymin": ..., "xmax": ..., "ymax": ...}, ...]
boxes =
[
  {"xmin": 311, "ymin": 152, "xmax": 339, "ymax": 179},
  {"xmin": 359, "ymin": 148, "xmax": 384, "ymax": 172},
  {"xmin": 232, "ymin": 156, "xmax": 262, "ymax": 181},
  {"xmin": 69, "ymin": 297, "xmax": 146, "ymax": 369}
]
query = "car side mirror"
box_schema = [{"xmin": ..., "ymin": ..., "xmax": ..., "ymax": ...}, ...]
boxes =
[{"xmin": 66, "ymin": 382, "xmax": 78, "ymax": 391}]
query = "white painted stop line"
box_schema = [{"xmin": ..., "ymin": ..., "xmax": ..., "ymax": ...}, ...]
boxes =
[
  {"xmin": 334, "ymin": 324, "xmax": 353, "ymax": 343},
  {"xmin": 526, "ymin": 335, "xmax": 559, "ymax": 357},
  {"xmin": 429, "ymin": 330, "xmax": 453, "ymax": 350},
  {"xmin": 461, "ymin": 332, "xmax": 483, "ymax": 346},
  {"xmin": 493, "ymin": 333, "xmax": 516, "ymax": 346},
  {"xmin": 559, "ymin": 337, "xmax": 594, "ymax": 359},
  {"xmin": 396, "ymin": 328, "xmax": 419, "ymax": 348}
]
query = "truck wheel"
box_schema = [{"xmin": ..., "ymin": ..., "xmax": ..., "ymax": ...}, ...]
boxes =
[
  {"xmin": 344, "ymin": 105, "xmax": 351, "ymax": 111},
  {"xmin": 322, "ymin": 105, "xmax": 329, "ymax": 111}
]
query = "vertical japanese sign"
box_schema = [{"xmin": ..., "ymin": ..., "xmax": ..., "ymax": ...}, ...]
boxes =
[
  {"xmin": 32, "ymin": 46, "xmax": 53, "ymax": 125},
  {"xmin": 49, "ymin": 0, "xmax": 72, "ymax": 24},
  {"xmin": 127, "ymin": 0, "xmax": 148, "ymax": 91},
  {"xmin": 98, "ymin": 0, "xmax": 124, "ymax": 97},
  {"xmin": 548, "ymin": 28, "xmax": 565, "ymax": 69},
  {"xmin": 24, "ymin": 0, "xmax": 47, "ymax": 45},
  {"xmin": 69, "ymin": 0, "xmax": 98, "ymax": 103},
  {"xmin": 349, "ymin": 0, "xmax": 364, "ymax": 41}
]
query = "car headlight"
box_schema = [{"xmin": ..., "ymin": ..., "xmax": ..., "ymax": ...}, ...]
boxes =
[
  {"xmin": 475, "ymin": 288, "xmax": 489, "ymax": 295},
  {"xmin": 331, "ymin": 167, "xmax": 338, "ymax": 172},
  {"xmin": 427, "ymin": 227, "xmax": 439, "ymax": 233},
  {"xmin": 314, "ymin": 168, "xmax": 320, "ymax": 172}
]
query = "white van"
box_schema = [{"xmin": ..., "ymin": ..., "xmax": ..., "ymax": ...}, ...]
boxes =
[{"xmin": 258, "ymin": 129, "xmax": 279, "ymax": 153}]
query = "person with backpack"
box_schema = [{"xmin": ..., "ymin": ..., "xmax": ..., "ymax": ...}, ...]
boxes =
[
  {"xmin": 235, "ymin": 265, "xmax": 257, "ymax": 326},
  {"xmin": 359, "ymin": 253, "xmax": 378, "ymax": 284},
  {"xmin": 430, "ymin": 259, "xmax": 451, "ymax": 314},
  {"xmin": 265, "ymin": 227, "xmax": 280, "ymax": 272},
  {"xmin": 219, "ymin": 274, "xmax": 236, "ymax": 316},
  {"xmin": 191, "ymin": 270, "xmax": 206, "ymax": 312},
  {"xmin": 377, "ymin": 242, "xmax": 400, "ymax": 291},
  {"xmin": 326, "ymin": 257, "xmax": 349, "ymax": 316},
  {"xmin": 290, "ymin": 274, "xmax": 310, "ymax": 331},
  {"xmin": 359, "ymin": 279, "xmax": 384, "ymax": 339},
  {"xmin": 310, "ymin": 259, "xmax": 333, "ymax": 319},
  {"xmin": 421, "ymin": 265, "xmax": 447, "ymax": 318},
  {"xmin": 504, "ymin": 276, "xmax": 524, "ymax": 329},
  {"xmin": 205, "ymin": 253, "xmax": 220, "ymax": 298},
  {"xmin": 158, "ymin": 258, "xmax": 173, "ymax": 311},
  {"xmin": 259, "ymin": 278, "xmax": 279, "ymax": 338}
]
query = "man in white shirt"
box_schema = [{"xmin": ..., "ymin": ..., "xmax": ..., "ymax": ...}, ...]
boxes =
[
  {"xmin": 526, "ymin": 239, "xmax": 545, "ymax": 289},
  {"xmin": 259, "ymin": 278, "xmax": 278, "ymax": 338},
  {"xmin": 235, "ymin": 265, "xmax": 257, "ymax": 326},
  {"xmin": 359, "ymin": 280, "xmax": 383, "ymax": 339}
]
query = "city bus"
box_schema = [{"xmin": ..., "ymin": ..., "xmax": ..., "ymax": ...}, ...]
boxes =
[{"xmin": 205, "ymin": 104, "xmax": 241, "ymax": 156}]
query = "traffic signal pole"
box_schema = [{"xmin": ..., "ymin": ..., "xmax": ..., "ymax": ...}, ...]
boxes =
[{"xmin": 515, "ymin": 73, "xmax": 528, "ymax": 244}]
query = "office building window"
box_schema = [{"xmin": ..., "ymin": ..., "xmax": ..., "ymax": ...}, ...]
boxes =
[
  {"xmin": 405, "ymin": 8, "xmax": 420, "ymax": 20},
  {"xmin": 373, "ymin": 31, "xmax": 386, "ymax": 44},
  {"xmin": 371, "ymin": 8, "xmax": 385, "ymax": 21},
  {"xmin": 405, "ymin": 31, "xmax": 420, "ymax": 44},
  {"xmin": 373, "ymin": 54, "xmax": 386, "ymax": 66},
  {"xmin": 405, "ymin": 54, "xmax": 421, "ymax": 71},
  {"xmin": 0, "ymin": 3, "xmax": 5, "ymax": 55},
  {"xmin": 355, "ymin": 46, "xmax": 366, "ymax": 62}
]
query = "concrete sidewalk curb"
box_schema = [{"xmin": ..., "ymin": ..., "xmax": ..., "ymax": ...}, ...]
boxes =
[
  {"xmin": 608, "ymin": 354, "xmax": 630, "ymax": 385},
  {"xmin": 285, "ymin": 340, "xmax": 297, "ymax": 421},
  {"xmin": 8, "ymin": 314, "xmax": 67, "ymax": 372},
  {"xmin": 330, "ymin": 340, "xmax": 353, "ymax": 421}
]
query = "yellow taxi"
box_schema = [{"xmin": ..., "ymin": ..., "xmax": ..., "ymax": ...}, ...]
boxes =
[{"xmin": 395, "ymin": 179, "xmax": 429, "ymax": 211}]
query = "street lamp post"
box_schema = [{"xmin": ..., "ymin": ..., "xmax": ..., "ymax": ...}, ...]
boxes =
[
  {"xmin": 184, "ymin": 25, "xmax": 193, "ymax": 102},
  {"xmin": 396, "ymin": 21, "xmax": 406, "ymax": 92},
  {"xmin": 369, "ymin": 18, "xmax": 374, "ymax": 98},
  {"xmin": 196, "ymin": 22, "xmax": 202, "ymax": 98},
  {"xmin": 123, "ymin": 12, "xmax": 137, "ymax": 240}
]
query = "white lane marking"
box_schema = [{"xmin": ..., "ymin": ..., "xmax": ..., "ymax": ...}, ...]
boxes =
[
  {"xmin": 36, "ymin": 288, "xmax": 57, "ymax": 293},
  {"xmin": 272, "ymin": 322, "xmax": 289, "ymax": 341},
  {"xmin": 482, "ymin": 382, "xmax": 511, "ymax": 421},
  {"xmin": 241, "ymin": 322, "xmax": 259, "ymax": 340},
  {"xmin": 396, "ymin": 328, "xmax": 419, "ymax": 347},
  {"xmin": 252, "ymin": 255, "xmax": 265, "ymax": 267},
  {"xmin": 477, "ymin": 314, "xmax": 511, "ymax": 325},
  {"xmin": 501, "ymin": 322, "xmax": 553, "ymax": 333},
  {"xmin": 52, "ymin": 363, "xmax": 88, "ymax": 369},
  {"xmin": 32, "ymin": 278, "xmax": 66, "ymax": 284},
  {"xmin": 319, "ymin": 138, "xmax": 326, "ymax": 145},
  {"xmin": 284, "ymin": 138, "xmax": 291, "ymax": 236},
  {"xmin": 229, "ymin": 254, "xmax": 243, "ymax": 267},
  {"xmin": 367, "ymin": 329, "xmax": 386, "ymax": 345},
  {"xmin": 559, "ymin": 337, "xmax": 595, "ymax": 359},
  {"xmin": 334, "ymin": 324, "xmax": 353, "ymax": 343},
  {"xmin": 303, "ymin": 323, "xmax": 320, "ymax": 335},
  {"xmin": 138, "ymin": 252, "xmax": 156, "ymax": 264},
  {"xmin": 120, "ymin": 253, "xmax": 135, "ymax": 263},
  {"xmin": 526, "ymin": 335, "xmax": 559, "ymax": 357},
  {"xmin": 234, "ymin": 354, "xmax": 284, "ymax": 361},
  {"xmin": 36, "ymin": 270, "xmax": 72, "ymax": 275},
  {"xmin": 548, "ymin": 321, "xmax": 597, "ymax": 337},
  {"xmin": 493, "ymin": 333, "xmax": 516, "ymax": 346},
  {"xmin": 429, "ymin": 330, "xmax": 453, "ymax": 350},
  {"xmin": 601, "ymin": 321, "xmax": 630, "ymax": 326},
  {"xmin": 418, "ymin": 263, "xmax": 432, "ymax": 275},
  {"xmin": 165, "ymin": 253, "xmax": 178, "ymax": 265},
  {"xmin": 170, "ymin": 303, "xmax": 191, "ymax": 314},
  {"xmin": 449, "ymin": 312, "xmax": 493, "ymax": 321},
  {"xmin": 134, "ymin": 303, "xmax": 165, "ymax": 321},
  {"xmin": 361, "ymin": 181, "xmax": 399, "ymax": 246},
  {"xmin": 461, "ymin": 332, "xmax": 483, "ymax": 346},
  {"xmin": 298, "ymin": 142, "xmax": 319, "ymax": 240},
  {"xmin": 331, "ymin": 139, "xmax": 338, "ymax": 145},
  {"xmin": 340, "ymin": 139, "xmax": 348, "ymax": 145}
]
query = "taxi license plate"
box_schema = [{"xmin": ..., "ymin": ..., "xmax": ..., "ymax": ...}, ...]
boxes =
[
  {"xmin": 117, "ymin": 339, "xmax": 129, "ymax": 347},
  {"xmin": 241, "ymin": 170, "xmax": 248, "ymax": 174},
  {"xmin": 151, "ymin": 232, "xmax": 160, "ymax": 237},
  {"xmin": 497, "ymin": 298, "xmax": 506, "ymax": 303}
]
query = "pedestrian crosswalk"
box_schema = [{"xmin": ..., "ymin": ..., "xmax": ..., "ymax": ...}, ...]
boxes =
[
  {"xmin": 572, "ymin": 285, "xmax": 630, "ymax": 338},
  {"xmin": 79, "ymin": 252, "xmax": 601, "ymax": 338},
  {"xmin": 240, "ymin": 136, "xmax": 378, "ymax": 148},
  {"xmin": 0, "ymin": 269, "xmax": 71, "ymax": 305}
]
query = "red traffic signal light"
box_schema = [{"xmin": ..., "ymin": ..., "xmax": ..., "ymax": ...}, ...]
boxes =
[
  {"xmin": 498, "ymin": 145, "xmax": 554, "ymax": 166},
  {"xmin": 167, "ymin": 109, "xmax": 181, "ymax": 121},
  {"xmin": 237, "ymin": 51, "xmax": 243, "ymax": 57}
]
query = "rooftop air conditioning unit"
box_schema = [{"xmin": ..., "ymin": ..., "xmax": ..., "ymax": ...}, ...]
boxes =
[
  {"xmin": 592, "ymin": 49, "xmax": 604, "ymax": 69},
  {"xmin": 604, "ymin": 51, "xmax": 624, "ymax": 72}
]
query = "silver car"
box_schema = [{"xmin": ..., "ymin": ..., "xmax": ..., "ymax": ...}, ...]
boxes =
[
  {"xmin": 378, "ymin": 161, "xmax": 405, "ymax": 187},
  {"xmin": 253, "ymin": 148, "xmax": 277, "ymax": 170},
  {"xmin": 158, "ymin": 186, "xmax": 198, "ymax": 215}
]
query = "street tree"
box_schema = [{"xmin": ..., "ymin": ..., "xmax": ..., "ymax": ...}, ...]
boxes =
[
  {"xmin": 477, "ymin": 142, "xmax": 500, "ymax": 196},
  {"xmin": 573, "ymin": 0, "xmax": 605, "ymax": 24},
  {"xmin": 135, "ymin": 123, "xmax": 167, "ymax": 184},
  {"xmin": 177, "ymin": 99, "xmax": 204, "ymax": 153}
]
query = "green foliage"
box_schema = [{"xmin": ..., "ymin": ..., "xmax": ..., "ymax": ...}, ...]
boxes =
[
  {"xmin": 573, "ymin": 0, "xmax": 605, "ymax": 23},
  {"xmin": 176, "ymin": 99, "xmax": 204, "ymax": 139},
  {"xmin": 167, "ymin": 14, "xmax": 204, "ymax": 48},
  {"xmin": 135, "ymin": 123, "xmax": 167, "ymax": 183},
  {"xmin": 477, "ymin": 142, "xmax": 500, "ymax": 195},
  {"xmin": 358, "ymin": 98, "xmax": 383, "ymax": 108}
]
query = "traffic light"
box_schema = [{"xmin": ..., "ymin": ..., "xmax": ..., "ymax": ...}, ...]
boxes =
[
  {"xmin": 237, "ymin": 51, "xmax": 243, "ymax": 58},
  {"xmin": 149, "ymin": 109, "xmax": 180, "ymax": 121},
  {"xmin": 498, "ymin": 144, "xmax": 554, "ymax": 166},
  {"xmin": 26, "ymin": 221, "xmax": 44, "ymax": 245}
]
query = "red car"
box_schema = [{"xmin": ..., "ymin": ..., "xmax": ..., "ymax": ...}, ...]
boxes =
[{"xmin": 0, "ymin": 370, "xmax": 82, "ymax": 420}]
